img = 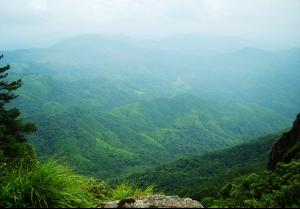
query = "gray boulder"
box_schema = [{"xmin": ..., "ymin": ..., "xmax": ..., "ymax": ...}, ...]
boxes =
[{"xmin": 98, "ymin": 195, "xmax": 203, "ymax": 208}]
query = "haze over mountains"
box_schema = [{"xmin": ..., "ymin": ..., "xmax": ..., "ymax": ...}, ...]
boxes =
[
  {"xmin": 1, "ymin": 0, "xmax": 300, "ymax": 207},
  {"xmin": 6, "ymin": 34, "xmax": 300, "ymax": 110},
  {"xmin": 2, "ymin": 34, "xmax": 299, "ymax": 179}
]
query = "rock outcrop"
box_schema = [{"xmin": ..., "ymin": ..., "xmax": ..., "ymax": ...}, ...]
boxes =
[
  {"xmin": 268, "ymin": 113, "xmax": 300, "ymax": 170},
  {"xmin": 98, "ymin": 195, "xmax": 203, "ymax": 208}
]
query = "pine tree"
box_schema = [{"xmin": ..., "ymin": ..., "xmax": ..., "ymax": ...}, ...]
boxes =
[{"xmin": 0, "ymin": 54, "xmax": 36, "ymax": 159}]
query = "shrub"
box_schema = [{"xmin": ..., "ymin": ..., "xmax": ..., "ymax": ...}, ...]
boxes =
[
  {"xmin": 84, "ymin": 179, "xmax": 112, "ymax": 203},
  {"xmin": 213, "ymin": 159, "xmax": 300, "ymax": 208}
]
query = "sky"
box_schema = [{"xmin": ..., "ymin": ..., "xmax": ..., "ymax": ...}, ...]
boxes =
[{"xmin": 1, "ymin": 0, "xmax": 300, "ymax": 49}]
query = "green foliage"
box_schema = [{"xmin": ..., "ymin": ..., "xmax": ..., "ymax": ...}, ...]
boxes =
[
  {"xmin": 0, "ymin": 159, "xmax": 96, "ymax": 208},
  {"xmin": 129, "ymin": 128, "xmax": 300, "ymax": 208},
  {"xmin": 213, "ymin": 159, "xmax": 300, "ymax": 208},
  {"xmin": 84, "ymin": 180, "xmax": 155, "ymax": 206},
  {"xmin": 84, "ymin": 179, "xmax": 112, "ymax": 202},
  {"xmin": 0, "ymin": 157, "xmax": 155, "ymax": 208},
  {"xmin": 0, "ymin": 55, "xmax": 36, "ymax": 162}
]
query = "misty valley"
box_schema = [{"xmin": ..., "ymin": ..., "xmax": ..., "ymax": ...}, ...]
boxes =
[{"xmin": 1, "ymin": 34, "xmax": 300, "ymax": 208}]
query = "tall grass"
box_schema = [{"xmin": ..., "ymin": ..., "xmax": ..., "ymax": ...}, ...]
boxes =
[
  {"xmin": 0, "ymin": 159, "xmax": 156, "ymax": 208},
  {"xmin": 110, "ymin": 182, "xmax": 154, "ymax": 200},
  {"xmin": 0, "ymin": 159, "xmax": 96, "ymax": 208}
]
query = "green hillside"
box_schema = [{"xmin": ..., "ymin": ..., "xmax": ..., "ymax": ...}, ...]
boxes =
[
  {"xmin": 125, "ymin": 114, "xmax": 300, "ymax": 208},
  {"xmin": 126, "ymin": 132, "xmax": 283, "ymax": 200},
  {"xmin": 3, "ymin": 35, "xmax": 299, "ymax": 180},
  {"xmin": 1, "ymin": 34, "xmax": 300, "ymax": 208},
  {"xmin": 20, "ymin": 77, "xmax": 289, "ymax": 178},
  {"xmin": 19, "ymin": 89, "xmax": 290, "ymax": 179}
]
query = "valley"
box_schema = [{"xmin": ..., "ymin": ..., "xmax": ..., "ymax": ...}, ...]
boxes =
[
  {"xmin": 1, "ymin": 1, "xmax": 300, "ymax": 207},
  {"xmin": 4, "ymin": 35, "xmax": 300, "ymax": 180}
]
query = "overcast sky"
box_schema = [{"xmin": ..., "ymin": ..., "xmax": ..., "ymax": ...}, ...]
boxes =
[{"xmin": 1, "ymin": 0, "xmax": 300, "ymax": 49}]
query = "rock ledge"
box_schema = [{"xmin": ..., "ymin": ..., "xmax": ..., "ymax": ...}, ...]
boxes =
[{"xmin": 98, "ymin": 195, "xmax": 203, "ymax": 208}]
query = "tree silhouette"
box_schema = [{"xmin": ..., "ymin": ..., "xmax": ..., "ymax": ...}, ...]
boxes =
[{"xmin": 0, "ymin": 55, "xmax": 36, "ymax": 159}]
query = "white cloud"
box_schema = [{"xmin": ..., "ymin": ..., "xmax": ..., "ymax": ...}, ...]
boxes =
[
  {"xmin": 0, "ymin": 0, "xmax": 300, "ymax": 49},
  {"xmin": 29, "ymin": 0, "xmax": 48, "ymax": 12}
]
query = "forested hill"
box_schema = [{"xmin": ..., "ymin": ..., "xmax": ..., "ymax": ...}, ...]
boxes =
[
  {"xmin": 13, "ymin": 90, "xmax": 290, "ymax": 179},
  {"xmin": 126, "ymin": 131, "xmax": 283, "ymax": 200},
  {"xmin": 126, "ymin": 113, "xmax": 300, "ymax": 207},
  {"xmin": 3, "ymin": 35, "xmax": 300, "ymax": 180}
]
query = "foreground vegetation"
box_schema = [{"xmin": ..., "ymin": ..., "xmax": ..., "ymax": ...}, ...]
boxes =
[
  {"xmin": 0, "ymin": 160, "xmax": 93, "ymax": 208},
  {"xmin": 0, "ymin": 158, "xmax": 154, "ymax": 208},
  {"xmin": 205, "ymin": 159, "xmax": 300, "ymax": 208}
]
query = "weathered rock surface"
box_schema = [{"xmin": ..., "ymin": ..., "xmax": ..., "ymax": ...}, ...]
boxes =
[
  {"xmin": 98, "ymin": 195, "xmax": 204, "ymax": 208},
  {"xmin": 268, "ymin": 113, "xmax": 300, "ymax": 170}
]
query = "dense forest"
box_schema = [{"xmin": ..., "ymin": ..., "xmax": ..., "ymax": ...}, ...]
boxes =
[
  {"xmin": 126, "ymin": 132, "xmax": 284, "ymax": 199},
  {"xmin": 126, "ymin": 113, "xmax": 300, "ymax": 207}
]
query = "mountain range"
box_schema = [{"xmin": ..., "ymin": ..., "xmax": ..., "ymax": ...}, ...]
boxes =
[{"xmin": 2, "ymin": 34, "xmax": 299, "ymax": 180}]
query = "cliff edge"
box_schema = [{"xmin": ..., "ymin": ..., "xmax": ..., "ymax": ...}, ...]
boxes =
[{"xmin": 268, "ymin": 113, "xmax": 300, "ymax": 170}]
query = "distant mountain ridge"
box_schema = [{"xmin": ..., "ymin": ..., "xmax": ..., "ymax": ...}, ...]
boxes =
[
  {"xmin": 5, "ymin": 35, "xmax": 300, "ymax": 118},
  {"xmin": 50, "ymin": 33, "xmax": 272, "ymax": 54}
]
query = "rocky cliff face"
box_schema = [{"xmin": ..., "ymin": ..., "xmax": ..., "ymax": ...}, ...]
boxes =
[{"xmin": 268, "ymin": 113, "xmax": 300, "ymax": 170}]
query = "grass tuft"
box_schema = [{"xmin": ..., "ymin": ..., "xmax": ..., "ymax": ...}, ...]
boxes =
[
  {"xmin": 110, "ymin": 182, "xmax": 154, "ymax": 200},
  {"xmin": 0, "ymin": 159, "xmax": 95, "ymax": 208}
]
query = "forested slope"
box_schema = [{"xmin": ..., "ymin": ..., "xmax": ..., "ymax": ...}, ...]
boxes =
[{"xmin": 4, "ymin": 35, "xmax": 299, "ymax": 179}]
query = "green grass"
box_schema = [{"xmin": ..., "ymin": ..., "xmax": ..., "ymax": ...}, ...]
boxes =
[
  {"xmin": 110, "ymin": 182, "xmax": 154, "ymax": 200},
  {"xmin": 0, "ymin": 159, "xmax": 96, "ymax": 208},
  {"xmin": 0, "ymin": 158, "xmax": 156, "ymax": 208}
]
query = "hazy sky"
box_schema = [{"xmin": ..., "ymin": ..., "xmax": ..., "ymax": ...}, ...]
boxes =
[{"xmin": 1, "ymin": 0, "xmax": 300, "ymax": 49}]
